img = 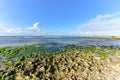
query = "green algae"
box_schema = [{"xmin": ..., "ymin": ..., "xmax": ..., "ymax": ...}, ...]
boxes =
[{"xmin": 0, "ymin": 45, "xmax": 120, "ymax": 79}]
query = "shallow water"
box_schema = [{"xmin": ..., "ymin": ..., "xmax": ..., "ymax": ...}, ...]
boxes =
[{"xmin": 0, "ymin": 36, "xmax": 120, "ymax": 47}]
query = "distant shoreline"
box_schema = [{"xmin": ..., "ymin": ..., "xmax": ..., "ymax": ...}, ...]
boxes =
[{"xmin": 84, "ymin": 36, "xmax": 120, "ymax": 39}]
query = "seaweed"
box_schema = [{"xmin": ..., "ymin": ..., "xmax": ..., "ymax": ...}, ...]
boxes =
[{"xmin": 0, "ymin": 44, "xmax": 120, "ymax": 79}]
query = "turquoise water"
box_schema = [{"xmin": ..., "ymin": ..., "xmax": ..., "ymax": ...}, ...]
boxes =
[{"xmin": 0, "ymin": 36, "xmax": 120, "ymax": 47}]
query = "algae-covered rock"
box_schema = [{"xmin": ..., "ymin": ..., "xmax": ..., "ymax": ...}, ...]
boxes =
[{"xmin": 1, "ymin": 45, "xmax": 120, "ymax": 80}]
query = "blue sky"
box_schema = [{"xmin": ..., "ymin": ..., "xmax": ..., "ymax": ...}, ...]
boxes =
[{"xmin": 0, "ymin": 0, "xmax": 120, "ymax": 36}]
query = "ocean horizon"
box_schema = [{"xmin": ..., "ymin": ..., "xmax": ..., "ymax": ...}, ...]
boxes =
[{"xmin": 0, "ymin": 36, "xmax": 120, "ymax": 47}]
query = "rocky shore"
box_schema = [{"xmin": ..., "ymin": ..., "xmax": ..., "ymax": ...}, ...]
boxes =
[{"xmin": 0, "ymin": 45, "xmax": 120, "ymax": 80}]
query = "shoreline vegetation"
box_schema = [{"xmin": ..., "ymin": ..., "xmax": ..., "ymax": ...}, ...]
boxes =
[
  {"xmin": 84, "ymin": 36, "xmax": 120, "ymax": 39},
  {"xmin": 0, "ymin": 44, "xmax": 120, "ymax": 79}
]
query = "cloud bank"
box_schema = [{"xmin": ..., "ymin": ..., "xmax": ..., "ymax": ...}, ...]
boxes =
[
  {"xmin": 0, "ymin": 22, "xmax": 43, "ymax": 36},
  {"xmin": 79, "ymin": 12, "xmax": 120, "ymax": 36}
]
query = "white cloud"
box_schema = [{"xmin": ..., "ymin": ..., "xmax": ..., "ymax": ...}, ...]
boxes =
[
  {"xmin": 28, "ymin": 22, "xmax": 39, "ymax": 30},
  {"xmin": 27, "ymin": 22, "xmax": 41, "ymax": 33},
  {"xmin": 7, "ymin": 28, "xmax": 14, "ymax": 33},
  {"xmin": 79, "ymin": 12, "xmax": 120, "ymax": 36},
  {"xmin": 0, "ymin": 22, "xmax": 43, "ymax": 36}
]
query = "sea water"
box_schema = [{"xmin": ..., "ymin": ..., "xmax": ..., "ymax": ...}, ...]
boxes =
[{"xmin": 0, "ymin": 36, "xmax": 120, "ymax": 47}]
